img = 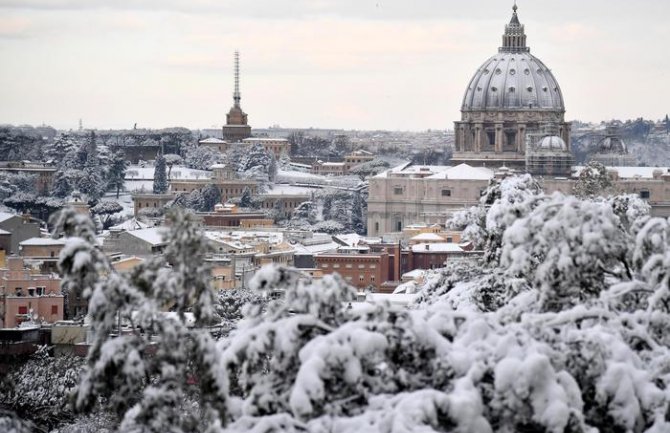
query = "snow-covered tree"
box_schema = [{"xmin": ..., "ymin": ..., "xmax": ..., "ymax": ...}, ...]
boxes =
[
  {"xmin": 448, "ymin": 174, "xmax": 544, "ymax": 263},
  {"xmin": 501, "ymin": 193, "xmax": 634, "ymax": 311},
  {"xmin": 0, "ymin": 346, "xmax": 84, "ymax": 429},
  {"xmin": 54, "ymin": 208, "xmax": 225, "ymax": 432},
  {"xmin": 3, "ymin": 192, "xmax": 37, "ymax": 214},
  {"xmin": 91, "ymin": 200, "xmax": 124, "ymax": 230},
  {"xmin": 163, "ymin": 153, "xmax": 183, "ymax": 179},
  {"xmin": 107, "ymin": 151, "xmax": 127, "ymax": 199},
  {"xmin": 238, "ymin": 187, "xmax": 253, "ymax": 209},
  {"xmin": 184, "ymin": 144, "xmax": 225, "ymax": 171},
  {"xmin": 201, "ymin": 184, "xmax": 222, "ymax": 212},
  {"xmin": 574, "ymin": 161, "xmax": 614, "ymax": 198},
  {"xmin": 350, "ymin": 191, "xmax": 366, "ymax": 235},
  {"xmin": 153, "ymin": 153, "xmax": 169, "ymax": 194},
  {"xmin": 39, "ymin": 173, "xmax": 670, "ymax": 433}
]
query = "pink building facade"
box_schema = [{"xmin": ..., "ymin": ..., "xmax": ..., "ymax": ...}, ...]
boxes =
[{"xmin": 0, "ymin": 256, "xmax": 63, "ymax": 328}]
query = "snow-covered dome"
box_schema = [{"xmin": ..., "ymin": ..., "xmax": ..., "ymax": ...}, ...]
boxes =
[
  {"xmin": 537, "ymin": 136, "xmax": 567, "ymax": 151},
  {"xmin": 461, "ymin": 5, "xmax": 565, "ymax": 112}
]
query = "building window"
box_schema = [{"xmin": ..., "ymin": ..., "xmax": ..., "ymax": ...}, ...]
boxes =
[
  {"xmin": 18, "ymin": 306, "xmax": 28, "ymax": 315},
  {"xmin": 441, "ymin": 189, "xmax": 452, "ymax": 197},
  {"xmin": 396, "ymin": 221, "xmax": 402, "ymax": 231},
  {"xmin": 358, "ymin": 264, "xmax": 365, "ymax": 269},
  {"xmin": 333, "ymin": 264, "xmax": 340, "ymax": 269},
  {"xmin": 371, "ymin": 276, "xmax": 375, "ymax": 282},
  {"xmin": 345, "ymin": 264, "xmax": 352, "ymax": 269},
  {"xmin": 374, "ymin": 222, "xmax": 379, "ymax": 233},
  {"xmin": 640, "ymin": 190, "xmax": 651, "ymax": 199},
  {"xmin": 321, "ymin": 264, "xmax": 329, "ymax": 268},
  {"xmin": 369, "ymin": 264, "xmax": 376, "ymax": 269},
  {"xmin": 446, "ymin": 237, "xmax": 453, "ymax": 243},
  {"xmin": 393, "ymin": 187, "xmax": 403, "ymax": 195},
  {"xmin": 359, "ymin": 275, "xmax": 365, "ymax": 281},
  {"xmin": 51, "ymin": 305, "xmax": 58, "ymax": 315}
]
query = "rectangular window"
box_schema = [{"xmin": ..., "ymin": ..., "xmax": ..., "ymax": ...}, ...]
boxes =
[
  {"xmin": 393, "ymin": 187, "xmax": 403, "ymax": 195},
  {"xmin": 358, "ymin": 264, "xmax": 365, "ymax": 269},
  {"xmin": 369, "ymin": 264, "xmax": 376, "ymax": 269},
  {"xmin": 345, "ymin": 264, "xmax": 353, "ymax": 269},
  {"xmin": 359, "ymin": 275, "xmax": 365, "ymax": 281},
  {"xmin": 321, "ymin": 264, "xmax": 329, "ymax": 268},
  {"xmin": 640, "ymin": 190, "xmax": 651, "ymax": 199},
  {"xmin": 441, "ymin": 189, "xmax": 452, "ymax": 197},
  {"xmin": 51, "ymin": 305, "xmax": 58, "ymax": 315},
  {"xmin": 333, "ymin": 264, "xmax": 340, "ymax": 269},
  {"xmin": 18, "ymin": 306, "xmax": 28, "ymax": 315}
]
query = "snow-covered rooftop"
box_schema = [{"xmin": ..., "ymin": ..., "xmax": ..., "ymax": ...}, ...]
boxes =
[
  {"xmin": 333, "ymin": 233, "xmax": 362, "ymax": 247},
  {"xmin": 375, "ymin": 163, "xmax": 494, "ymax": 181},
  {"xmin": 199, "ymin": 137, "xmax": 227, "ymax": 144},
  {"xmin": 0, "ymin": 212, "xmax": 17, "ymax": 223},
  {"xmin": 243, "ymin": 137, "xmax": 288, "ymax": 142},
  {"xmin": 410, "ymin": 233, "xmax": 446, "ymax": 242},
  {"xmin": 109, "ymin": 218, "xmax": 151, "ymax": 231},
  {"xmin": 205, "ymin": 230, "xmax": 284, "ymax": 246},
  {"xmin": 411, "ymin": 243, "xmax": 464, "ymax": 253},
  {"xmin": 262, "ymin": 185, "xmax": 313, "ymax": 196},
  {"xmin": 19, "ymin": 237, "xmax": 66, "ymax": 246},
  {"xmin": 428, "ymin": 164, "xmax": 495, "ymax": 180},
  {"xmin": 125, "ymin": 228, "xmax": 168, "ymax": 246},
  {"xmin": 291, "ymin": 241, "xmax": 340, "ymax": 255}
]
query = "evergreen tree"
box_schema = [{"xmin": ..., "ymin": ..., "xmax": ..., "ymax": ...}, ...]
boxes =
[
  {"xmin": 44, "ymin": 134, "xmax": 76, "ymax": 164},
  {"xmin": 201, "ymin": 184, "xmax": 221, "ymax": 211},
  {"xmin": 239, "ymin": 186, "xmax": 253, "ymax": 208},
  {"xmin": 53, "ymin": 209, "xmax": 222, "ymax": 431},
  {"xmin": 107, "ymin": 151, "xmax": 127, "ymax": 199},
  {"xmin": 153, "ymin": 153, "xmax": 169, "ymax": 194},
  {"xmin": 351, "ymin": 191, "xmax": 366, "ymax": 235},
  {"xmin": 76, "ymin": 132, "xmax": 105, "ymax": 200}
]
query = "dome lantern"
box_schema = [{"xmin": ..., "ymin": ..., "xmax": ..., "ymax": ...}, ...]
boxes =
[{"xmin": 501, "ymin": 2, "xmax": 529, "ymax": 53}]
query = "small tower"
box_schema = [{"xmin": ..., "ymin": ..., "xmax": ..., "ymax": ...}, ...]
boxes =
[
  {"xmin": 222, "ymin": 50, "xmax": 252, "ymax": 142},
  {"xmin": 500, "ymin": 2, "xmax": 529, "ymax": 53}
]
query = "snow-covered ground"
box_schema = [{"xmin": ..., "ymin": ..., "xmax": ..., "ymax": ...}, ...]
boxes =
[{"xmin": 125, "ymin": 165, "xmax": 211, "ymax": 180}]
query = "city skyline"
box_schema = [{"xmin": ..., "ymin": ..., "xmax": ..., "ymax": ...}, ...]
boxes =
[{"xmin": 0, "ymin": 0, "xmax": 668, "ymax": 131}]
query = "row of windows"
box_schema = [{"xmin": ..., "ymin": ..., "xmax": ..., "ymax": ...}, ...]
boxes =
[
  {"xmin": 17, "ymin": 305, "xmax": 58, "ymax": 315},
  {"xmin": 394, "ymin": 187, "xmax": 485, "ymax": 197},
  {"xmin": 321, "ymin": 263, "xmax": 377, "ymax": 269},
  {"xmin": 262, "ymin": 201, "xmax": 300, "ymax": 209},
  {"xmin": 344, "ymin": 275, "xmax": 376, "ymax": 282}
]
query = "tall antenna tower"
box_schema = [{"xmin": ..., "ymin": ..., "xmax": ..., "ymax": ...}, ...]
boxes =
[{"xmin": 233, "ymin": 50, "xmax": 241, "ymax": 108}]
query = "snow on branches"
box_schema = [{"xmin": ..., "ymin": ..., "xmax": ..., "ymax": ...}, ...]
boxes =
[{"xmin": 42, "ymin": 173, "xmax": 670, "ymax": 433}]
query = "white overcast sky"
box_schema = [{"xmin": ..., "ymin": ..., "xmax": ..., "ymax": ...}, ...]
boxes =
[{"xmin": 0, "ymin": 0, "xmax": 668, "ymax": 131}]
